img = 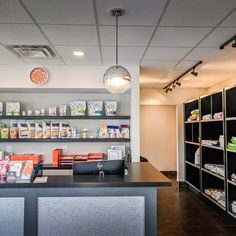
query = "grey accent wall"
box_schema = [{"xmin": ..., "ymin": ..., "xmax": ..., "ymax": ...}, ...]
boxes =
[
  {"xmin": 38, "ymin": 196, "xmax": 145, "ymax": 236},
  {"xmin": 0, "ymin": 198, "xmax": 24, "ymax": 236}
]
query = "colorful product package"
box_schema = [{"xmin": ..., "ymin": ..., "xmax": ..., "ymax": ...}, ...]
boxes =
[
  {"xmin": 98, "ymin": 125, "xmax": 108, "ymax": 138},
  {"xmin": 107, "ymin": 126, "xmax": 115, "ymax": 138},
  {"xmin": 35, "ymin": 121, "xmax": 43, "ymax": 139},
  {"xmin": 43, "ymin": 121, "xmax": 51, "ymax": 139},
  {"xmin": 121, "ymin": 125, "xmax": 129, "ymax": 138},
  {"xmin": 10, "ymin": 121, "xmax": 18, "ymax": 139},
  {"xmin": 51, "ymin": 122, "xmax": 60, "ymax": 138},
  {"xmin": 6, "ymin": 102, "xmax": 20, "ymax": 116},
  {"xmin": 18, "ymin": 121, "xmax": 28, "ymax": 139},
  {"xmin": 27, "ymin": 121, "xmax": 36, "ymax": 139},
  {"xmin": 105, "ymin": 101, "xmax": 117, "ymax": 116},
  {"xmin": 69, "ymin": 101, "xmax": 86, "ymax": 116},
  {"xmin": 88, "ymin": 101, "xmax": 103, "ymax": 116},
  {"xmin": 1, "ymin": 128, "xmax": 9, "ymax": 139},
  {"xmin": 59, "ymin": 122, "xmax": 69, "ymax": 138}
]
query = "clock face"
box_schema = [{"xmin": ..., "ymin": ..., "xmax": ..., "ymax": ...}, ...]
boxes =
[{"xmin": 30, "ymin": 67, "xmax": 48, "ymax": 85}]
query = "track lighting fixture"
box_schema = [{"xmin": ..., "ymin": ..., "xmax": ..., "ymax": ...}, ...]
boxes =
[
  {"xmin": 163, "ymin": 61, "xmax": 202, "ymax": 93},
  {"xmin": 191, "ymin": 68, "xmax": 198, "ymax": 77},
  {"xmin": 219, "ymin": 34, "xmax": 236, "ymax": 50}
]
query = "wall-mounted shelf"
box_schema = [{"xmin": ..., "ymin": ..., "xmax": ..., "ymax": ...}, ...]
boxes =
[
  {"xmin": 201, "ymin": 119, "xmax": 223, "ymax": 122},
  {"xmin": 0, "ymin": 115, "xmax": 131, "ymax": 120},
  {"xmin": 201, "ymin": 144, "xmax": 224, "ymax": 150},
  {"xmin": 0, "ymin": 138, "xmax": 130, "ymax": 143}
]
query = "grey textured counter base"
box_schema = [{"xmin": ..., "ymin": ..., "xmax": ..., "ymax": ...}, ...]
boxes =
[{"xmin": 0, "ymin": 163, "xmax": 171, "ymax": 236}]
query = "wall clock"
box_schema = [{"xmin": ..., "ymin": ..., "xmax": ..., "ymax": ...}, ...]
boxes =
[{"xmin": 30, "ymin": 67, "xmax": 48, "ymax": 85}]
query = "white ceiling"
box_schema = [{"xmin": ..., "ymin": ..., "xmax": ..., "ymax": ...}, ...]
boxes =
[{"xmin": 0, "ymin": 0, "xmax": 235, "ymax": 89}]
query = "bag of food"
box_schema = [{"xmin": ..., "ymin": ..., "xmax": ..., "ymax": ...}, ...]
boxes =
[
  {"xmin": 35, "ymin": 121, "xmax": 43, "ymax": 139},
  {"xmin": 1, "ymin": 128, "xmax": 9, "ymax": 139},
  {"xmin": 27, "ymin": 121, "xmax": 35, "ymax": 139},
  {"xmin": 121, "ymin": 125, "xmax": 129, "ymax": 138},
  {"xmin": 98, "ymin": 125, "xmax": 108, "ymax": 138},
  {"xmin": 59, "ymin": 122, "xmax": 69, "ymax": 138},
  {"xmin": 88, "ymin": 101, "xmax": 103, "ymax": 116},
  {"xmin": 6, "ymin": 102, "xmax": 20, "ymax": 116},
  {"xmin": 10, "ymin": 121, "xmax": 18, "ymax": 139},
  {"xmin": 18, "ymin": 121, "xmax": 28, "ymax": 139},
  {"xmin": 59, "ymin": 105, "xmax": 67, "ymax": 116},
  {"xmin": 105, "ymin": 101, "xmax": 117, "ymax": 116},
  {"xmin": 43, "ymin": 121, "xmax": 51, "ymax": 139},
  {"xmin": 51, "ymin": 122, "xmax": 60, "ymax": 138},
  {"xmin": 69, "ymin": 101, "xmax": 86, "ymax": 116}
]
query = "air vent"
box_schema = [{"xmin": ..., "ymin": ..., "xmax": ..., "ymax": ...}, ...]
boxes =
[{"xmin": 8, "ymin": 45, "xmax": 56, "ymax": 59}]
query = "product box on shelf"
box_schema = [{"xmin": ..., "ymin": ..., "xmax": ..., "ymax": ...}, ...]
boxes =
[
  {"xmin": 11, "ymin": 154, "xmax": 43, "ymax": 165},
  {"xmin": 52, "ymin": 149, "xmax": 63, "ymax": 165}
]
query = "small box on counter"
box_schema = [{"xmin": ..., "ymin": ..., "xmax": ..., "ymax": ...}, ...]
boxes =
[
  {"xmin": 11, "ymin": 154, "xmax": 43, "ymax": 165},
  {"xmin": 52, "ymin": 149, "xmax": 63, "ymax": 165}
]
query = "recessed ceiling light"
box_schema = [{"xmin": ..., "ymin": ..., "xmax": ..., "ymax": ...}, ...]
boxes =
[{"xmin": 73, "ymin": 51, "xmax": 85, "ymax": 57}]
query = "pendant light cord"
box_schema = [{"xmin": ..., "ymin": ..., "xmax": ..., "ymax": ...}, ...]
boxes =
[{"xmin": 116, "ymin": 13, "xmax": 118, "ymax": 66}]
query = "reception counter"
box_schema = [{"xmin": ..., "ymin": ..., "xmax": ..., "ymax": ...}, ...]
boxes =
[{"xmin": 0, "ymin": 162, "xmax": 171, "ymax": 236}]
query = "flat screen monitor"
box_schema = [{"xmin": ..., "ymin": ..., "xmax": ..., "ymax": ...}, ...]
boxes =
[{"xmin": 73, "ymin": 159, "xmax": 124, "ymax": 176}]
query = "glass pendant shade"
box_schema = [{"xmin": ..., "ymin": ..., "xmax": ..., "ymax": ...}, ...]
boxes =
[{"xmin": 103, "ymin": 65, "xmax": 131, "ymax": 94}]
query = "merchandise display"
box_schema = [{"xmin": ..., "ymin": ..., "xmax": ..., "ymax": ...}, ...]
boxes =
[
  {"xmin": 88, "ymin": 101, "xmax": 103, "ymax": 116},
  {"xmin": 213, "ymin": 112, "xmax": 223, "ymax": 119},
  {"xmin": 202, "ymin": 114, "xmax": 212, "ymax": 120},
  {"xmin": 105, "ymin": 101, "xmax": 117, "ymax": 116},
  {"xmin": 69, "ymin": 101, "xmax": 86, "ymax": 116},
  {"xmin": 204, "ymin": 163, "xmax": 224, "ymax": 177},
  {"xmin": 231, "ymin": 201, "xmax": 236, "ymax": 214},
  {"xmin": 227, "ymin": 136, "xmax": 236, "ymax": 150},
  {"xmin": 6, "ymin": 102, "xmax": 20, "ymax": 116},
  {"xmin": 187, "ymin": 109, "xmax": 199, "ymax": 122},
  {"xmin": 204, "ymin": 188, "xmax": 225, "ymax": 207},
  {"xmin": 202, "ymin": 135, "xmax": 224, "ymax": 147},
  {"xmin": 98, "ymin": 125, "xmax": 129, "ymax": 139}
]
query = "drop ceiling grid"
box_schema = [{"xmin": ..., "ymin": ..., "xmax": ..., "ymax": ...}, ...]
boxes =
[{"xmin": 0, "ymin": 0, "xmax": 234, "ymax": 89}]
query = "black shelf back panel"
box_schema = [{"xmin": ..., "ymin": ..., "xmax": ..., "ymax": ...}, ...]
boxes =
[
  {"xmin": 201, "ymin": 96, "xmax": 211, "ymax": 117},
  {"xmin": 226, "ymin": 120, "xmax": 236, "ymax": 142},
  {"xmin": 228, "ymin": 184, "xmax": 236, "ymax": 202},
  {"xmin": 226, "ymin": 87, "xmax": 236, "ymax": 118},
  {"xmin": 185, "ymin": 143, "xmax": 199, "ymax": 163},
  {"xmin": 212, "ymin": 92, "xmax": 222, "ymax": 115},
  {"xmin": 227, "ymin": 151, "xmax": 236, "ymax": 179},
  {"xmin": 201, "ymin": 122, "xmax": 223, "ymax": 140},
  {"xmin": 201, "ymin": 146, "xmax": 224, "ymax": 166},
  {"xmin": 184, "ymin": 100, "xmax": 199, "ymax": 121},
  {"xmin": 202, "ymin": 171, "xmax": 225, "ymax": 190},
  {"xmin": 186, "ymin": 164, "xmax": 200, "ymax": 189}
]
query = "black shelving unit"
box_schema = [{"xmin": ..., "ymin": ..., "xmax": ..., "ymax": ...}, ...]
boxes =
[
  {"xmin": 184, "ymin": 99, "xmax": 200, "ymax": 192},
  {"xmin": 225, "ymin": 85, "xmax": 236, "ymax": 220},
  {"xmin": 184, "ymin": 90, "xmax": 229, "ymax": 214}
]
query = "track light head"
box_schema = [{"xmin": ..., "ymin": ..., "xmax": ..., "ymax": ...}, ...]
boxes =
[
  {"xmin": 176, "ymin": 81, "xmax": 181, "ymax": 86},
  {"xmin": 232, "ymin": 39, "xmax": 236, "ymax": 48},
  {"xmin": 191, "ymin": 68, "xmax": 198, "ymax": 76}
]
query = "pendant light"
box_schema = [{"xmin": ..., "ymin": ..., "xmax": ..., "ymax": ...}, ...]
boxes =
[{"xmin": 103, "ymin": 8, "xmax": 131, "ymax": 94}]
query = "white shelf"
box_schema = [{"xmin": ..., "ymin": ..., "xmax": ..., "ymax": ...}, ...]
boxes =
[
  {"xmin": 228, "ymin": 179, "xmax": 236, "ymax": 187},
  {"xmin": 186, "ymin": 181, "xmax": 200, "ymax": 192},
  {"xmin": 185, "ymin": 120, "xmax": 199, "ymax": 124},
  {"xmin": 185, "ymin": 141, "xmax": 200, "ymax": 146},
  {"xmin": 185, "ymin": 161, "xmax": 200, "ymax": 169},
  {"xmin": 202, "ymin": 168, "xmax": 224, "ymax": 180},
  {"xmin": 201, "ymin": 144, "xmax": 224, "ymax": 150},
  {"xmin": 201, "ymin": 119, "xmax": 223, "ymax": 122},
  {"xmin": 226, "ymin": 117, "xmax": 236, "ymax": 121},
  {"xmin": 202, "ymin": 193, "xmax": 226, "ymax": 211},
  {"xmin": 227, "ymin": 149, "xmax": 236, "ymax": 153},
  {"xmin": 228, "ymin": 211, "xmax": 236, "ymax": 219}
]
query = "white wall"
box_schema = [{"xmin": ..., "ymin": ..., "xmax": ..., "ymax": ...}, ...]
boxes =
[
  {"xmin": 0, "ymin": 65, "xmax": 140, "ymax": 162},
  {"xmin": 141, "ymin": 88, "xmax": 207, "ymax": 181}
]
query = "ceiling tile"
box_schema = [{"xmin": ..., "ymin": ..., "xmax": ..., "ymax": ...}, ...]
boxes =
[
  {"xmin": 100, "ymin": 26, "xmax": 154, "ymax": 46},
  {"xmin": 0, "ymin": 45, "xmax": 19, "ymax": 58},
  {"xmin": 184, "ymin": 47, "xmax": 233, "ymax": 61},
  {"xmin": 22, "ymin": 0, "xmax": 95, "ymax": 24},
  {"xmin": 220, "ymin": 10, "xmax": 236, "ymax": 26},
  {"xmin": 198, "ymin": 27, "xmax": 236, "ymax": 47},
  {"xmin": 0, "ymin": 58, "xmax": 25, "ymax": 65},
  {"xmin": 144, "ymin": 47, "xmax": 191, "ymax": 60},
  {"xmin": 96, "ymin": 0, "xmax": 167, "ymax": 26},
  {"xmin": 103, "ymin": 60, "xmax": 139, "ymax": 66},
  {"xmin": 160, "ymin": 0, "xmax": 236, "ymax": 26},
  {"xmin": 23, "ymin": 59, "xmax": 64, "ymax": 65},
  {"xmin": 0, "ymin": 24, "xmax": 48, "ymax": 44},
  {"xmin": 141, "ymin": 60, "xmax": 178, "ymax": 69},
  {"xmin": 151, "ymin": 27, "xmax": 212, "ymax": 47},
  {"xmin": 174, "ymin": 60, "xmax": 199, "ymax": 70},
  {"xmin": 102, "ymin": 46, "xmax": 145, "ymax": 61},
  {"xmin": 0, "ymin": 0, "xmax": 33, "ymax": 23},
  {"xmin": 64, "ymin": 59, "xmax": 102, "ymax": 65},
  {"xmin": 41, "ymin": 25, "xmax": 98, "ymax": 46},
  {"xmin": 54, "ymin": 46, "xmax": 100, "ymax": 60}
]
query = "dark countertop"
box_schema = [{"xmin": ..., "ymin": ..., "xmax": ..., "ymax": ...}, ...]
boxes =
[{"xmin": 0, "ymin": 163, "xmax": 172, "ymax": 188}]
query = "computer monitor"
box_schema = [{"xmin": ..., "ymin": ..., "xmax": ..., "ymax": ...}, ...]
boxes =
[{"xmin": 73, "ymin": 159, "xmax": 124, "ymax": 176}]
